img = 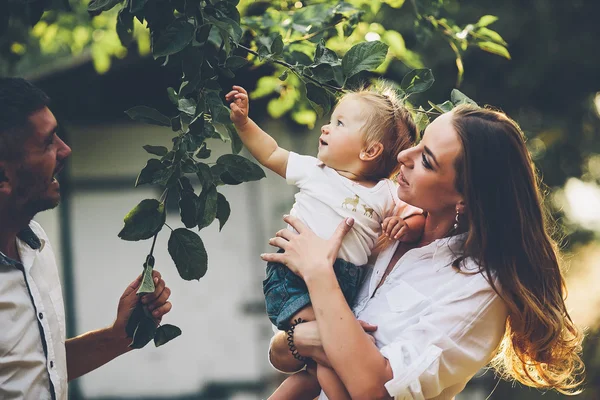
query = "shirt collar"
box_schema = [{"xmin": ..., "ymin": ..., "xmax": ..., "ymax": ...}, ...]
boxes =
[{"xmin": 0, "ymin": 226, "xmax": 43, "ymax": 266}]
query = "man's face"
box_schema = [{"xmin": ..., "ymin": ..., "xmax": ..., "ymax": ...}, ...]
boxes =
[{"xmin": 7, "ymin": 107, "xmax": 71, "ymax": 217}]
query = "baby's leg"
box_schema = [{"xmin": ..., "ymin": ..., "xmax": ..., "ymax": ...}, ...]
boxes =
[
  {"xmin": 291, "ymin": 304, "xmax": 316, "ymax": 324},
  {"xmin": 317, "ymin": 364, "xmax": 351, "ymax": 400},
  {"xmin": 268, "ymin": 371, "xmax": 321, "ymax": 400}
]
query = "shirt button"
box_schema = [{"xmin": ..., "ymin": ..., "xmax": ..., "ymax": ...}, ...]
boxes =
[
  {"xmin": 50, "ymin": 361, "xmax": 54, "ymax": 368},
  {"xmin": 38, "ymin": 312, "xmax": 43, "ymax": 320}
]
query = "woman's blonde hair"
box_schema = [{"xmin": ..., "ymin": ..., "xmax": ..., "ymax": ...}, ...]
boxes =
[
  {"xmin": 339, "ymin": 84, "xmax": 417, "ymax": 181},
  {"xmin": 450, "ymin": 105, "xmax": 585, "ymax": 394}
]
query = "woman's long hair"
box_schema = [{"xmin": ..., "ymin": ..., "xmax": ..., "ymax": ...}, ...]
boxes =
[{"xmin": 451, "ymin": 105, "xmax": 584, "ymax": 394}]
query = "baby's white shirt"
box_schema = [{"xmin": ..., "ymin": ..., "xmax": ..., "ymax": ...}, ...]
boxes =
[{"xmin": 286, "ymin": 152, "xmax": 419, "ymax": 266}]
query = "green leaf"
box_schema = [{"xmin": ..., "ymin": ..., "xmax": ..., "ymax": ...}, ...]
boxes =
[
  {"xmin": 88, "ymin": 0, "xmax": 122, "ymax": 12},
  {"xmin": 168, "ymin": 228, "xmax": 208, "ymax": 280},
  {"xmin": 450, "ymin": 89, "xmax": 478, "ymax": 107},
  {"xmin": 476, "ymin": 27, "xmax": 507, "ymax": 46},
  {"xmin": 195, "ymin": 145, "xmax": 211, "ymax": 160},
  {"xmin": 130, "ymin": 315, "xmax": 157, "ymax": 349},
  {"xmin": 179, "ymin": 191, "xmax": 198, "ymax": 228},
  {"xmin": 341, "ymin": 40, "xmax": 388, "ymax": 80},
  {"xmin": 196, "ymin": 162, "xmax": 213, "ymax": 188},
  {"xmin": 413, "ymin": 109, "xmax": 430, "ymax": 137},
  {"xmin": 136, "ymin": 159, "xmax": 165, "ymax": 186},
  {"xmin": 224, "ymin": 56, "xmax": 248, "ymax": 70},
  {"xmin": 400, "ymin": 69, "xmax": 435, "ymax": 96},
  {"xmin": 476, "ymin": 15, "xmax": 498, "ymax": 27},
  {"xmin": 153, "ymin": 20, "xmax": 195, "ymax": 58},
  {"xmin": 306, "ymin": 83, "xmax": 332, "ymax": 119},
  {"xmin": 118, "ymin": 199, "xmax": 166, "ymax": 241},
  {"xmin": 314, "ymin": 40, "xmax": 340, "ymax": 64},
  {"xmin": 207, "ymin": 15, "xmax": 242, "ymax": 44},
  {"xmin": 278, "ymin": 70, "xmax": 289, "ymax": 81},
  {"xmin": 206, "ymin": 91, "xmax": 231, "ymax": 125},
  {"xmin": 428, "ymin": 100, "xmax": 454, "ymax": 113},
  {"xmin": 143, "ymin": 145, "xmax": 168, "ymax": 156},
  {"xmin": 137, "ymin": 255, "xmax": 156, "ymax": 295},
  {"xmin": 116, "ymin": 7, "xmax": 134, "ymax": 47},
  {"xmin": 478, "ymin": 41, "xmax": 511, "ymax": 59},
  {"xmin": 197, "ymin": 185, "xmax": 218, "ymax": 229},
  {"xmin": 171, "ymin": 116, "xmax": 182, "ymax": 132},
  {"xmin": 216, "ymin": 193, "xmax": 230, "ymax": 231},
  {"xmin": 167, "ymin": 87, "xmax": 179, "ymax": 106},
  {"xmin": 216, "ymin": 154, "xmax": 266, "ymax": 183},
  {"xmin": 178, "ymin": 98, "xmax": 197, "ymax": 115},
  {"xmin": 225, "ymin": 124, "xmax": 243, "ymax": 154},
  {"xmin": 309, "ymin": 64, "xmax": 335, "ymax": 84},
  {"xmin": 154, "ymin": 324, "xmax": 182, "ymax": 347},
  {"xmin": 126, "ymin": 106, "xmax": 171, "ymax": 127},
  {"xmin": 125, "ymin": 302, "xmax": 145, "ymax": 337},
  {"xmin": 129, "ymin": 0, "xmax": 147, "ymax": 13},
  {"xmin": 270, "ymin": 33, "xmax": 284, "ymax": 56}
]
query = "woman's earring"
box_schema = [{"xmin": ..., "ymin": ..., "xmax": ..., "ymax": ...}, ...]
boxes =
[{"xmin": 453, "ymin": 208, "xmax": 460, "ymax": 231}]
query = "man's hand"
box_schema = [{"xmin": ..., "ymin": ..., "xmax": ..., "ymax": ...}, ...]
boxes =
[
  {"xmin": 225, "ymin": 85, "xmax": 249, "ymax": 127},
  {"xmin": 112, "ymin": 270, "xmax": 172, "ymax": 341},
  {"xmin": 381, "ymin": 216, "xmax": 407, "ymax": 240},
  {"xmin": 66, "ymin": 270, "xmax": 173, "ymax": 380}
]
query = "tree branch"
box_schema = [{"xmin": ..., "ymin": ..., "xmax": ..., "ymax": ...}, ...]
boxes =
[{"xmin": 236, "ymin": 43, "xmax": 343, "ymax": 93}]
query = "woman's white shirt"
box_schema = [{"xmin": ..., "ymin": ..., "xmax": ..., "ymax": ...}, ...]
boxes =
[{"xmin": 321, "ymin": 234, "xmax": 509, "ymax": 400}]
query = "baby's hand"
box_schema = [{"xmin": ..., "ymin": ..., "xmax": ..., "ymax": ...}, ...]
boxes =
[
  {"xmin": 382, "ymin": 216, "xmax": 407, "ymax": 240},
  {"xmin": 225, "ymin": 85, "xmax": 249, "ymax": 127}
]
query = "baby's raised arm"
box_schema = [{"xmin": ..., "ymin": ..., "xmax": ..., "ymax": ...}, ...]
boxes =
[{"xmin": 226, "ymin": 85, "xmax": 289, "ymax": 178}]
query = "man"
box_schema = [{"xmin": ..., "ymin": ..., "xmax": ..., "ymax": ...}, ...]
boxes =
[{"xmin": 0, "ymin": 77, "xmax": 173, "ymax": 399}]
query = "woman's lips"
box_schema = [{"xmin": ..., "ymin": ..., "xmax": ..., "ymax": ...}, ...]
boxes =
[{"xmin": 398, "ymin": 169, "xmax": 409, "ymax": 186}]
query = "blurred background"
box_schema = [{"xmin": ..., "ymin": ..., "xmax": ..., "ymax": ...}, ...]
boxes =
[{"xmin": 1, "ymin": 0, "xmax": 600, "ymax": 399}]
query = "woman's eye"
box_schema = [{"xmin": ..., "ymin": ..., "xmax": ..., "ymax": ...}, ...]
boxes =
[{"xmin": 421, "ymin": 153, "xmax": 432, "ymax": 170}]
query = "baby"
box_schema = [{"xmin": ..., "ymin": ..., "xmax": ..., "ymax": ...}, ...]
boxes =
[{"xmin": 226, "ymin": 84, "xmax": 424, "ymax": 400}]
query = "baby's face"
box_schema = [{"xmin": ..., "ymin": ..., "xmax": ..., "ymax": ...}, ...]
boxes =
[{"xmin": 317, "ymin": 97, "xmax": 367, "ymax": 174}]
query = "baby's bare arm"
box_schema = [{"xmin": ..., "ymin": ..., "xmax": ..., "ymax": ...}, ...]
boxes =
[{"xmin": 226, "ymin": 85, "xmax": 289, "ymax": 178}]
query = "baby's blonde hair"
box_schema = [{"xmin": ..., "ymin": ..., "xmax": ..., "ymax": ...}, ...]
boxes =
[{"xmin": 339, "ymin": 84, "xmax": 417, "ymax": 180}]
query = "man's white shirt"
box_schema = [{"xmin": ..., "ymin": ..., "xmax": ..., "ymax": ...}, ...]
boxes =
[{"xmin": 0, "ymin": 220, "xmax": 67, "ymax": 399}]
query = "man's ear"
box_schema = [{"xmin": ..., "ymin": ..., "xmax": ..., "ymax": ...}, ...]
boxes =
[
  {"xmin": 359, "ymin": 142, "xmax": 384, "ymax": 162},
  {"xmin": 0, "ymin": 162, "xmax": 12, "ymax": 195}
]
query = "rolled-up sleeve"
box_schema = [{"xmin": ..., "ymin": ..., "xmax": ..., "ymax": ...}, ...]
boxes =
[{"xmin": 379, "ymin": 285, "xmax": 507, "ymax": 399}]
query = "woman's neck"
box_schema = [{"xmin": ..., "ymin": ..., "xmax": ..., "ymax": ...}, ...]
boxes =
[{"xmin": 418, "ymin": 211, "xmax": 457, "ymax": 246}]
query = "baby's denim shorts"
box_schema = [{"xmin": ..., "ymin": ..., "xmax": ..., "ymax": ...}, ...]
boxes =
[{"xmin": 263, "ymin": 251, "xmax": 367, "ymax": 330}]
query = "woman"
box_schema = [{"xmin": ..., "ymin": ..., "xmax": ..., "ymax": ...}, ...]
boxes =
[{"xmin": 263, "ymin": 105, "xmax": 584, "ymax": 399}]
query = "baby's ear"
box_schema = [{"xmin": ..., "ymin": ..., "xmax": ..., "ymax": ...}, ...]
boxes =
[{"xmin": 360, "ymin": 142, "xmax": 383, "ymax": 161}]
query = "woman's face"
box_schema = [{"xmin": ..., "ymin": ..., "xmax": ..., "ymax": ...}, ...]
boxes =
[{"xmin": 396, "ymin": 111, "xmax": 464, "ymax": 214}]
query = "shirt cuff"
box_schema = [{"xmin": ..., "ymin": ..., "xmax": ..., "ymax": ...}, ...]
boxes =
[{"xmin": 380, "ymin": 341, "xmax": 443, "ymax": 399}]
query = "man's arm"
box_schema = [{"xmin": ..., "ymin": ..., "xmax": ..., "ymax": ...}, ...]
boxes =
[
  {"xmin": 226, "ymin": 86, "xmax": 289, "ymax": 178},
  {"xmin": 66, "ymin": 270, "xmax": 172, "ymax": 381}
]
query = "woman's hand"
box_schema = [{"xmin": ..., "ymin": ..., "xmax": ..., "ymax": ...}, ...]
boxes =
[{"xmin": 261, "ymin": 215, "xmax": 354, "ymax": 281}]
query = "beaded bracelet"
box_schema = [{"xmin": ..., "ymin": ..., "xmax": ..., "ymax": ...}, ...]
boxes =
[{"xmin": 286, "ymin": 317, "xmax": 307, "ymax": 362}]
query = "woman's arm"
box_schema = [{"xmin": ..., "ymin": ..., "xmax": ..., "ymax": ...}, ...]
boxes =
[
  {"xmin": 263, "ymin": 216, "xmax": 393, "ymax": 400},
  {"xmin": 304, "ymin": 270, "xmax": 394, "ymax": 400}
]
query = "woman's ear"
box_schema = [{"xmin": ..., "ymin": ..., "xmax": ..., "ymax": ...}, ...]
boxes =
[
  {"xmin": 360, "ymin": 142, "xmax": 384, "ymax": 161},
  {"xmin": 456, "ymin": 200, "xmax": 466, "ymax": 215}
]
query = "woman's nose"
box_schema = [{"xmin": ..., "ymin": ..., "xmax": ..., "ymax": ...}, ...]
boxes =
[{"xmin": 397, "ymin": 147, "xmax": 414, "ymax": 167}]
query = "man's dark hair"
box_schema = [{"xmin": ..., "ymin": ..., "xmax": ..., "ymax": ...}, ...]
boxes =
[{"xmin": 0, "ymin": 78, "xmax": 51, "ymax": 160}]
